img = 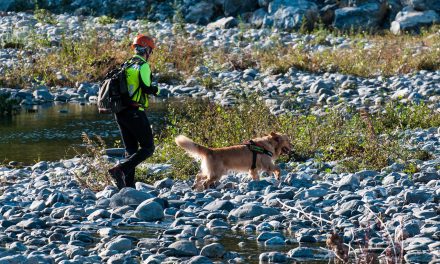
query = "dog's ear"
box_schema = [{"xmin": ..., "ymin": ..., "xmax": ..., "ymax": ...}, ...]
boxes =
[{"xmin": 270, "ymin": 132, "xmax": 280, "ymax": 142}]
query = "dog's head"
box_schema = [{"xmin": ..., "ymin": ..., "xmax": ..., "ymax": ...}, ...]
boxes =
[{"xmin": 269, "ymin": 132, "xmax": 292, "ymax": 156}]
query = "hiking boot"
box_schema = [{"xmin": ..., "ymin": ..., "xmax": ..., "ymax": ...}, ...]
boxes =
[{"xmin": 108, "ymin": 166, "xmax": 125, "ymax": 190}]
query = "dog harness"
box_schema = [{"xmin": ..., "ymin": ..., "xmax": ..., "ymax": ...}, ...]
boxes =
[{"xmin": 243, "ymin": 140, "xmax": 273, "ymax": 170}]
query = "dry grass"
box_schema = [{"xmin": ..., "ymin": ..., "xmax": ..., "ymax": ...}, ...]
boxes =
[
  {"xmin": 1, "ymin": 25, "xmax": 439, "ymax": 88},
  {"xmin": 252, "ymin": 29, "xmax": 440, "ymax": 77},
  {"xmin": 73, "ymin": 133, "xmax": 113, "ymax": 191}
]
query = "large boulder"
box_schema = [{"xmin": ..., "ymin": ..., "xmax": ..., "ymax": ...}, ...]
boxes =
[
  {"xmin": 109, "ymin": 188, "xmax": 153, "ymax": 208},
  {"xmin": 250, "ymin": 8, "xmax": 268, "ymax": 28},
  {"xmin": 185, "ymin": 1, "xmax": 216, "ymax": 25},
  {"xmin": 268, "ymin": 0, "xmax": 318, "ymax": 31},
  {"xmin": 0, "ymin": 0, "xmax": 14, "ymax": 11},
  {"xmin": 223, "ymin": 0, "xmax": 259, "ymax": 16},
  {"xmin": 133, "ymin": 200, "xmax": 164, "ymax": 221},
  {"xmin": 390, "ymin": 9, "xmax": 440, "ymax": 34},
  {"xmin": 333, "ymin": 2, "xmax": 388, "ymax": 31},
  {"xmin": 400, "ymin": 0, "xmax": 440, "ymax": 12}
]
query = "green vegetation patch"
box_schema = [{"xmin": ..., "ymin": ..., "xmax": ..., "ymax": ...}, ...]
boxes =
[{"xmin": 143, "ymin": 97, "xmax": 439, "ymax": 182}]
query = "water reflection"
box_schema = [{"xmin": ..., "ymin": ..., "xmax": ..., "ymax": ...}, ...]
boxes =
[{"xmin": 0, "ymin": 100, "xmax": 169, "ymax": 164}]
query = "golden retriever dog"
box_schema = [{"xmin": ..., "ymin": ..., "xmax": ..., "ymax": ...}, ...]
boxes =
[{"xmin": 175, "ymin": 132, "xmax": 292, "ymax": 190}]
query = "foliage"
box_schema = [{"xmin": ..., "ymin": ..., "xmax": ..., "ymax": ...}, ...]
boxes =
[
  {"xmin": 34, "ymin": 8, "xmax": 57, "ymax": 25},
  {"xmin": 198, "ymin": 75, "xmax": 218, "ymax": 90},
  {"xmin": 97, "ymin": 15, "xmax": 116, "ymax": 25},
  {"xmin": 149, "ymin": 97, "xmax": 440, "ymax": 180},
  {"xmin": 1, "ymin": 29, "xmax": 130, "ymax": 87}
]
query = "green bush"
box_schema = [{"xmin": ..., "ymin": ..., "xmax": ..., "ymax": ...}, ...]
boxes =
[
  {"xmin": 146, "ymin": 97, "xmax": 439, "ymax": 181},
  {"xmin": 34, "ymin": 8, "xmax": 57, "ymax": 25},
  {"xmin": 97, "ymin": 15, "xmax": 116, "ymax": 25}
]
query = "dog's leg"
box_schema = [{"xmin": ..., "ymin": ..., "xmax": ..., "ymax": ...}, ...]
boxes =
[
  {"xmin": 249, "ymin": 169, "xmax": 259, "ymax": 181},
  {"xmin": 193, "ymin": 173, "xmax": 205, "ymax": 190},
  {"xmin": 267, "ymin": 163, "xmax": 281, "ymax": 181}
]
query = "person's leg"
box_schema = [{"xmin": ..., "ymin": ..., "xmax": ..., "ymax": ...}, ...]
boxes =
[
  {"xmin": 117, "ymin": 110, "xmax": 155, "ymax": 186},
  {"xmin": 109, "ymin": 110, "xmax": 139, "ymax": 189}
]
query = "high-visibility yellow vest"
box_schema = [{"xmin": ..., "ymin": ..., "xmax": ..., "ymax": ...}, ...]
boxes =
[{"xmin": 125, "ymin": 55, "xmax": 154, "ymax": 109}]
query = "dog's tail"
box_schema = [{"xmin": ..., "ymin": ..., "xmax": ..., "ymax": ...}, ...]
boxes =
[{"xmin": 175, "ymin": 135, "xmax": 210, "ymax": 158}]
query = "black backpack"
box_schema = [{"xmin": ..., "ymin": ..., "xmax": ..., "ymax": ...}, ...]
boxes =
[
  {"xmin": 97, "ymin": 63, "xmax": 130, "ymax": 114},
  {"xmin": 97, "ymin": 58, "xmax": 144, "ymax": 114}
]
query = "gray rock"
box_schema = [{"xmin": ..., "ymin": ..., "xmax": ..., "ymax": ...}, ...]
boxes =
[
  {"xmin": 413, "ymin": 172, "xmax": 439, "ymax": 183},
  {"xmin": 339, "ymin": 174, "xmax": 360, "ymax": 187},
  {"xmin": 133, "ymin": 200, "xmax": 164, "ymax": 221},
  {"xmin": 29, "ymin": 200, "xmax": 46, "ymax": 211},
  {"xmin": 269, "ymin": 0, "xmax": 318, "ymax": 31},
  {"xmin": 395, "ymin": 220, "xmax": 421, "ymax": 239},
  {"xmin": 333, "ymin": 2, "xmax": 388, "ymax": 31},
  {"xmin": 168, "ymin": 241, "xmax": 198, "ymax": 257},
  {"xmin": 46, "ymin": 192, "xmax": 69, "ymax": 206},
  {"xmin": 154, "ymin": 178, "xmax": 174, "ymax": 189},
  {"xmin": 185, "ymin": 1, "xmax": 215, "ymax": 25},
  {"xmin": 188, "ymin": 256, "xmax": 213, "ymax": 264},
  {"xmin": 401, "ymin": 0, "xmax": 440, "ymax": 12},
  {"xmin": 203, "ymin": 200, "xmax": 235, "ymax": 211},
  {"xmin": 259, "ymin": 252, "xmax": 288, "ymax": 262},
  {"xmin": 0, "ymin": 0, "xmax": 14, "ymax": 11},
  {"xmin": 87, "ymin": 209, "xmax": 111, "ymax": 221},
  {"xmin": 32, "ymin": 161, "xmax": 48, "ymax": 171},
  {"xmin": 391, "ymin": 9, "xmax": 440, "ymax": 34},
  {"xmin": 247, "ymin": 180, "xmax": 272, "ymax": 191},
  {"xmin": 109, "ymin": 188, "xmax": 153, "ymax": 208},
  {"xmin": 265, "ymin": 236, "xmax": 286, "ymax": 245},
  {"xmin": 229, "ymin": 203, "xmax": 279, "ymax": 219},
  {"xmin": 310, "ymin": 80, "xmax": 334, "ymax": 95},
  {"xmin": 404, "ymin": 190, "xmax": 431, "ymax": 204},
  {"xmin": 224, "ymin": 0, "xmax": 259, "ymax": 16},
  {"xmin": 206, "ymin": 219, "xmax": 229, "ymax": 229},
  {"xmin": 0, "ymin": 255, "xmax": 27, "ymax": 264},
  {"xmin": 106, "ymin": 236, "xmax": 132, "ymax": 252},
  {"xmin": 288, "ymin": 247, "xmax": 314, "ymax": 258},
  {"xmin": 250, "ymin": 8, "xmax": 268, "ymax": 28},
  {"xmin": 207, "ymin": 17, "xmax": 237, "ymax": 30},
  {"xmin": 70, "ymin": 231, "xmax": 94, "ymax": 245},
  {"xmin": 16, "ymin": 218, "xmax": 46, "ymax": 229},
  {"xmin": 404, "ymin": 251, "xmax": 433, "ymax": 263},
  {"xmin": 33, "ymin": 89, "xmax": 54, "ymax": 102},
  {"xmin": 257, "ymin": 231, "xmax": 285, "ymax": 242},
  {"xmin": 200, "ymin": 243, "xmax": 226, "ymax": 258},
  {"xmin": 8, "ymin": 242, "xmax": 27, "ymax": 252}
]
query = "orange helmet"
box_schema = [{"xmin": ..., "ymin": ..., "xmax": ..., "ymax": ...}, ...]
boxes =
[{"xmin": 131, "ymin": 34, "xmax": 155, "ymax": 49}]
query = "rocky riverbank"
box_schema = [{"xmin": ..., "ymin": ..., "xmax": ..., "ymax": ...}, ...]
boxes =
[
  {"xmin": 1, "ymin": 0, "xmax": 440, "ymax": 33},
  {"xmin": 1, "ymin": 12, "xmax": 439, "ymax": 116},
  {"xmin": 0, "ymin": 126, "xmax": 439, "ymax": 263}
]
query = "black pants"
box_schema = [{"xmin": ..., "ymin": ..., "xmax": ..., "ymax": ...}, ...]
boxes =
[{"xmin": 115, "ymin": 108, "xmax": 155, "ymax": 187}]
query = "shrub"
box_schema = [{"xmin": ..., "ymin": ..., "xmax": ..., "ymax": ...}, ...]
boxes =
[
  {"xmin": 97, "ymin": 15, "xmax": 116, "ymax": 25},
  {"xmin": 73, "ymin": 133, "xmax": 113, "ymax": 191},
  {"xmin": 147, "ymin": 97, "xmax": 440, "ymax": 180},
  {"xmin": 34, "ymin": 8, "xmax": 57, "ymax": 25}
]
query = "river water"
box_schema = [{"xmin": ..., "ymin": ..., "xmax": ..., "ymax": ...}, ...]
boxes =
[{"xmin": 0, "ymin": 100, "xmax": 169, "ymax": 164}]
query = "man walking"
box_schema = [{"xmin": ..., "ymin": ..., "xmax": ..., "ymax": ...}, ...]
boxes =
[{"xmin": 108, "ymin": 34, "xmax": 160, "ymax": 189}]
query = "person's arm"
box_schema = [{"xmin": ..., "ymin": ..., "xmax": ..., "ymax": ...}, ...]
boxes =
[{"xmin": 139, "ymin": 63, "xmax": 160, "ymax": 95}]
